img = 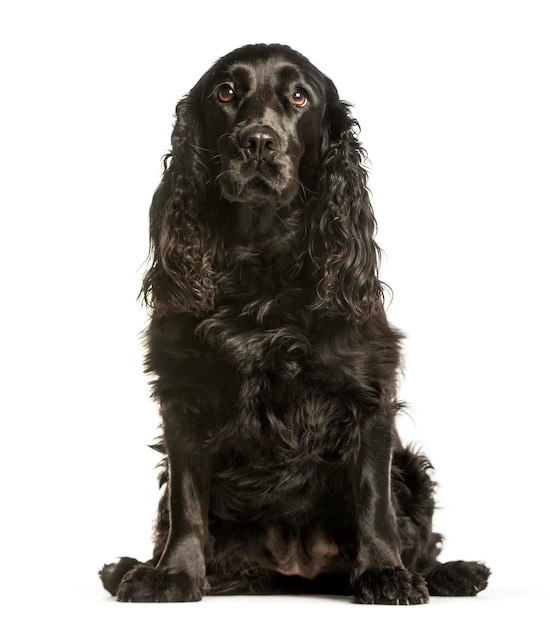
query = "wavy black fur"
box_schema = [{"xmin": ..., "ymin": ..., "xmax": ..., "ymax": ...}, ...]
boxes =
[{"xmin": 100, "ymin": 44, "xmax": 490, "ymax": 603}]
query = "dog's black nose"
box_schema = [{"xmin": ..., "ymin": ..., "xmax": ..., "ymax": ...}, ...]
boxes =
[{"xmin": 240, "ymin": 126, "xmax": 279, "ymax": 162}]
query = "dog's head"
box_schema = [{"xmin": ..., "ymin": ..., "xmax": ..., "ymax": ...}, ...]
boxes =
[{"xmin": 175, "ymin": 44, "xmax": 344, "ymax": 207}]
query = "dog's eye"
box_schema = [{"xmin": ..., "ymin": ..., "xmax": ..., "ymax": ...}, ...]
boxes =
[
  {"xmin": 217, "ymin": 83, "xmax": 236, "ymax": 103},
  {"xmin": 289, "ymin": 88, "xmax": 308, "ymax": 107}
]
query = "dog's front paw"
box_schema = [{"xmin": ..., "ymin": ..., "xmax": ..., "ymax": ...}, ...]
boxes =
[
  {"xmin": 353, "ymin": 567, "xmax": 429, "ymax": 605},
  {"xmin": 116, "ymin": 563, "xmax": 206, "ymax": 602}
]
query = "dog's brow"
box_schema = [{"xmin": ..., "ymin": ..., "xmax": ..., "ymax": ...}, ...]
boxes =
[
  {"xmin": 224, "ymin": 61, "xmax": 304, "ymax": 95},
  {"xmin": 225, "ymin": 63, "xmax": 253, "ymax": 84},
  {"xmin": 276, "ymin": 63, "xmax": 302, "ymax": 83}
]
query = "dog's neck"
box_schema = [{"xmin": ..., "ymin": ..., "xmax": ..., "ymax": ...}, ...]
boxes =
[{"xmin": 214, "ymin": 198, "xmax": 304, "ymax": 248}]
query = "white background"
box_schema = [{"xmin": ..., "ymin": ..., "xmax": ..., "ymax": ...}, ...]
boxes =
[{"xmin": 1, "ymin": 0, "xmax": 548, "ymax": 623}]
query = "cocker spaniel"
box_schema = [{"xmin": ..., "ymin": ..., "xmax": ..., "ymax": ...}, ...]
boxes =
[{"xmin": 100, "ymin": 43, "xmax": 490, "ymax": 604}]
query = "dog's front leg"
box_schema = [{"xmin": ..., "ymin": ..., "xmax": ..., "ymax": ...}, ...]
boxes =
[
  {"xmin": 352, "ymin": 420, "xmax": 429, "ymax": 605},
  {"xmin": 155, "ymin": 440, "xmax": 210, "ymax": 598},
  {"xmin": 116, "ymin": 409, "xmax": 210, "ymax": 602}
]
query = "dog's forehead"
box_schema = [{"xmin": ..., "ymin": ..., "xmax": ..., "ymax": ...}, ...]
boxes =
[{"xmin": 223, "ymin": 58, "xmax": 305, "ymax": 91}]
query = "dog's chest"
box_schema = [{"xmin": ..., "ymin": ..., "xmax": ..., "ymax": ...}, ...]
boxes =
[{"xmin": 202, "ymin": 301, "xmax": 364, "ymax": 465}]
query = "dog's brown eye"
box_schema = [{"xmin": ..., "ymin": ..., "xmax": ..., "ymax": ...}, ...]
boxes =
[
  {"xmin": 217, "ymin": 83, "xmax": 236, "ymax": 103},
  {"xmin": 289, "ymin": 88, "xmax": 308, "ymax": 107}
]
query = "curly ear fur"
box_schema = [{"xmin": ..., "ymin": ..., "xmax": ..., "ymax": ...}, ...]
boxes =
[
  {"xmin": 141, "ymin": 96, "xmax": 216, "ymax": 316},
  {"xmin": 309, "ymin": 80, "xmax": 383, "ymax": 323}
]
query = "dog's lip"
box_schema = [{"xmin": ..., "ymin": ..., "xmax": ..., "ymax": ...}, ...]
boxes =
[
  {"xmin": 221, "ymin": 159, "xmax": 284, "ymax": 190},
  {"xmin": 219, "ymin": 171, "xmax": 298, "ymax": 207},
  {"xmin": 221, "ymin": 176, "xmax": 280, "ymax": 204},
  {"xmin": 230, "ymin": 155, "xmax": 280, "ymax": 176}
]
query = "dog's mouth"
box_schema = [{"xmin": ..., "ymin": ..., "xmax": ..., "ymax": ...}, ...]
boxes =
[{"xmin": 219, "ymin": 157, "xmax": 300, "ymax": 206}]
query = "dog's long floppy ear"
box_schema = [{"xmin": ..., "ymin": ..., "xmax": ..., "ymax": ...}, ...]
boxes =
[
  {"xmin": 308, "ymin": 78, "xmax": 383, "ymax": 323},
  {"xmin": 141, "ymin": 93, "xmax": 215, "ymax": 316}
]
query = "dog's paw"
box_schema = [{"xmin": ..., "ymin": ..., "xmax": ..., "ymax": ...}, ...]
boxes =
[
  {"xmin": 99, "ymin": 557, "xmax": 141, "ymax": 596},
  {"xmin": 116, "ymin": 563, "xmax": 206, "ymax": 602},
  {"xmin": 426, "ymin": 560, "xmax": 491, "ymax": 596},
  {"xmin": 353, "ymin": 567, "xmax": 429, "ymax": 605}
]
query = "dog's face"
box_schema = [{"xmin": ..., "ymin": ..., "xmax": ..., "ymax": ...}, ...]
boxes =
[{"xmin": 193, "ymin": 45, "xmax": 328, "ymax": 207}]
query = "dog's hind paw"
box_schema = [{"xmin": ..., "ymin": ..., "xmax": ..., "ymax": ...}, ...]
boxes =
[
  {"xmin": 99, "ymin": 557, "xmax": 141, "ymax": 596},
  {"xmin": 426, "ymin": 560, "xmax": 491, "ymax": 596}
]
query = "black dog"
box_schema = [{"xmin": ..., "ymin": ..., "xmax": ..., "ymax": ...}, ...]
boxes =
[{"xmin": 100, "ymin": 44, "xmax": 490, "ymax": 604}]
